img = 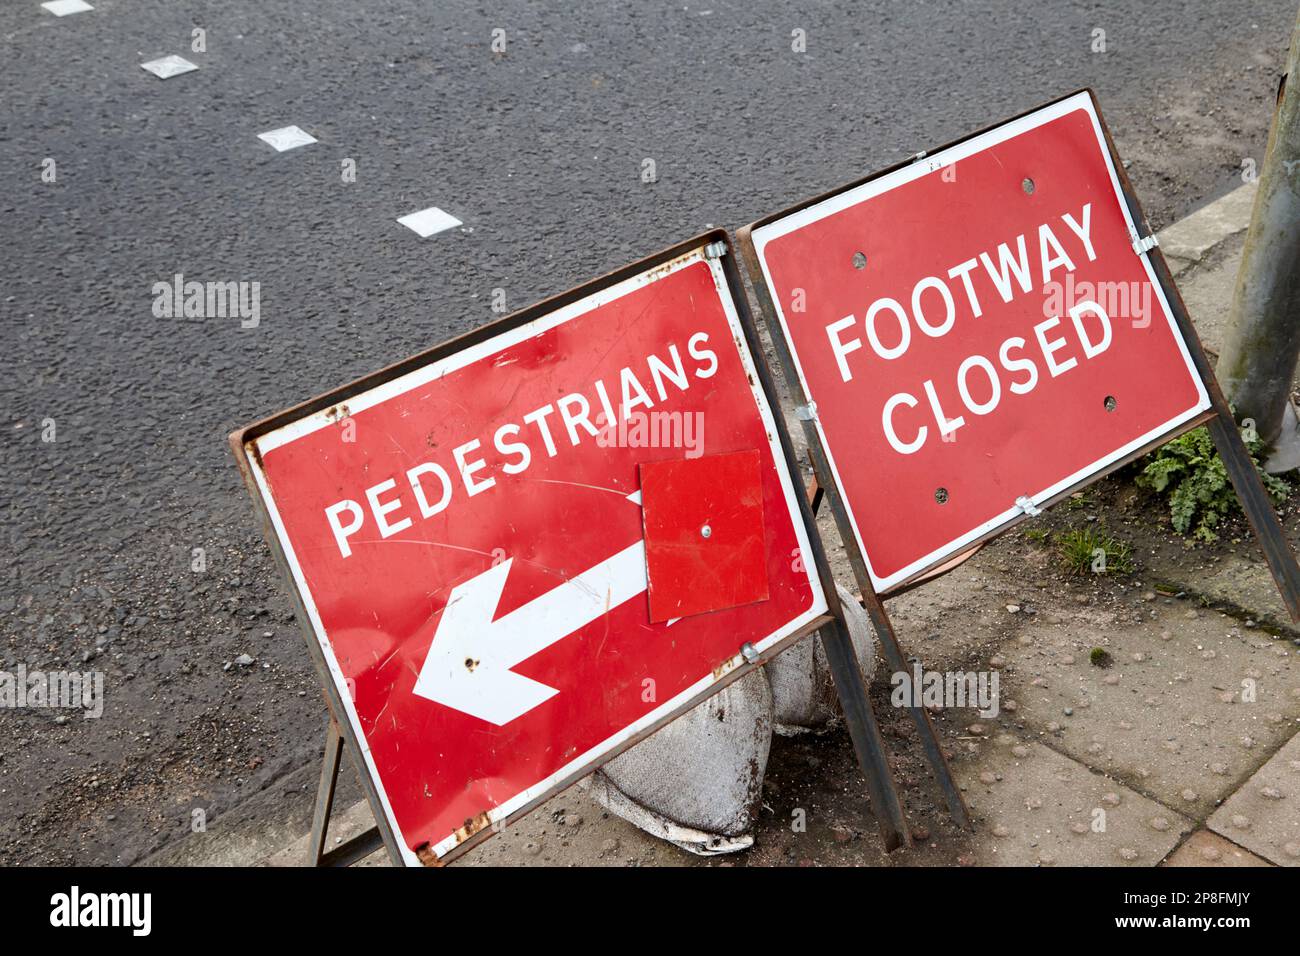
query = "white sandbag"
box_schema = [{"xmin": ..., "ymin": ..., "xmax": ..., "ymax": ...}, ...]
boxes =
[
  {"xmin": 580, "ymin": 582, "xmax": 877, "ymax": 854},
  {"xmin": 768, "ymin": 582, "xmax": 876, "ymax": 735},
  {"xmin": 581, "ymin": 774, "xmax": 755, "ymax": 856},
  {"xmin": 581, "ymin": 667, "xmax": 772, "ymax": 855}
]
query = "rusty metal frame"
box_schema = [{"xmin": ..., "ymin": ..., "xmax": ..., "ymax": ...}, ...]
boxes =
[
  {"xmin": 734, "ymin": 87, "xmax": 1300, "ymax": 828},
  {"xmin": 230, "ymin": 229, "xmax": 911, "ymax": 865}
]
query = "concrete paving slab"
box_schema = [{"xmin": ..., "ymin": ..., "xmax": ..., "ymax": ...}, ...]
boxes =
[
  {"xmin": 998, "ymin": 600, "xmax": 1299, "ymax": 819},
  {"xmin": 1151, "ymin": 550, "xmax": 1299, "ymax": 637},
  {"xmin": 1163, "ymin": 829, "xmax": 1271, "ymax": 867},
  {"xmin": 1175, "ymin": 235, "xmax": 1244, "ymax": 357},
  {"xmin": 957, "ymin": 735, "xmax": 1191, "ymax": 866},
  {"xmin": 1208, "ymin": 733, "xmax": 1300, "ymax": 866},
  {"xmin": 1157, "ymin": 182, "xmax": 1257, "ymax": 264}
]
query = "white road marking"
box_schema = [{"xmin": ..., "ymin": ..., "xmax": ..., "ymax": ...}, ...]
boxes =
[
  {"xmin": 141, "ymin": 55, "xmax": 198, "ymax": 79},
  {"xmin": 397, "ymin": 206, "xmax": 462, "ymax": 238},
  {"xmin": 257, "ymin": 126, "xmax": 317, "ymax": 152},
  {"xmin": 41, "ymin": 0, "xmax": 93, "ymax": 15}
]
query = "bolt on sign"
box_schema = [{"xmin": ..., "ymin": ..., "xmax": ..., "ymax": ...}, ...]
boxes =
[
  {"xmin": 740, "ymin": 90, "xmax": 1218, "ymax": 594},
  {"xmin": 230, "ymin": 236, "xmax": 831, "ymax": 865}
]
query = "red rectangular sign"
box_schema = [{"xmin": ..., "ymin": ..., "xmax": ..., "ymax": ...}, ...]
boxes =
[
  {"xmin": 234, "ymin": 239, "xmax": 826, "ymax": 864},
  {"xmin": 745, "ymin": 92, "xmax": 1211, "ymax": 592}
]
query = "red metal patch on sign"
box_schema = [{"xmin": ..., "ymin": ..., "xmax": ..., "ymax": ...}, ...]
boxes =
[{"xmin": 640, "ymin": 450, "xmax": 769, "ymax": 623}]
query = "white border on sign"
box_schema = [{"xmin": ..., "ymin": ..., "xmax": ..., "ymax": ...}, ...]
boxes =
[
  {"xmin": 749, "ymin": 91, "xmax": 1210, "ymax": 593},
  {"xmin": 245, "ymin": 247, "xmax": 827, "ymax": 865}
]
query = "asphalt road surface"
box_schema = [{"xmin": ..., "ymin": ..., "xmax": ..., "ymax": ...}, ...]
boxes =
[{"xmin": 2, "ymin": 0, "xmax": 1296, "ymax": 865}]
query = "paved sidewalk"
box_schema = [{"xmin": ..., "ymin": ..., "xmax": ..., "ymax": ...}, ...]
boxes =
[{"xmin": 146, "ymin": 181, "xmax": 1300, "ymax": 869}]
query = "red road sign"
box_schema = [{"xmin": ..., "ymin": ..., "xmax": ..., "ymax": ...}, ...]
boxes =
[
  {"xmin": 233, "ymin": 237, "xmax": 826, "ymax": 864},
  {"xmin": 743, "ymin": 91, "xmax": 1211, "ymax": 593}
]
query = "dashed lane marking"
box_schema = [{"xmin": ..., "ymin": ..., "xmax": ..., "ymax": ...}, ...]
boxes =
[
  {"xmin": 141, "ymin": 55, "xmax": 199, "ymax": 79},
  {"xmin": 397, "ymin": 207, "xmax": 462, "ymax": 238},
  {"xmin": 258, "ymin": 126, "xmax": 318, "ymax": 152},
  {"xmin": 41, "ymin": 0, "xmax": 93, "ymax": 15}
]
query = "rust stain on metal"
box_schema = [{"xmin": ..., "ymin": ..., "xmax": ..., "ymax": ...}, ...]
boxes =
[
  {"xmin": 452, "ymin": 810, "xmax": 493, "ymax": 845},
  {"xmin": 641, "ymin": 248, "xmax": 703, "ymax": 284},
  {"xmin": 414, "ymin": 842, "xmax": 443, "ymax": 867},
  {"xmin": 711, "ymin": 655, "xmax": 740, "ymax": 680},
  {"xmin": 324, "ymin": 403, "xmax": 351, "ymax": 424},
  {"xmin": 244, "ymin": 440, "xmax": 264, "ymax": 472}
]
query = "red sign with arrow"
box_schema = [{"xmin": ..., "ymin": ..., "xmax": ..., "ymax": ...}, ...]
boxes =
[{"xmin": 236, "ymin": 241, "xmax": 826, "ymax": 863}]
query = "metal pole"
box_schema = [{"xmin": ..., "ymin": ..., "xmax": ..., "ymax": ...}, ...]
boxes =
[
  {"xmin": 1215, "ymin": 7, "xmax": 1300, "ymax": 463},
  {"xmin": 308, "ymin": 716, "xmax": 388, "ymax": 866},
  {"xmin": 308, "ymin": 717, "xmax": 344, "ymax": 865},
  {"xmin": 819, "ymin": 613, "xmax": 912, "ymax": 851}
]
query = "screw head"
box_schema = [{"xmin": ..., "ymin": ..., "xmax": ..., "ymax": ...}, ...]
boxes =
[
  {"xmin": 935, "ymin": 487, "xmax": 949, "ymax": 504},
  {"xmin": 1022, "ymin": 177, "xmax": 1035, "ymax": 195},
  {"xmin": 1104, "ymin": 395, "xmax": 1117, "ymax": 412},
  {"xmin": 852, "ymin": 251, "xmax": 867, "ymax": 270},
  {"xmin": 700, "ymin": 524, "xmax": 712, "ymax": 539}
]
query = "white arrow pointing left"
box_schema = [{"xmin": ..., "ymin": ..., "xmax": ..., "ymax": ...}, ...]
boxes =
[{"xmin": 413, "ymin": 535, "xmax": 649, "ymax": 725}]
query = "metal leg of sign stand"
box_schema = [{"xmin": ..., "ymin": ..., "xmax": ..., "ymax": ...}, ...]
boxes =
[
  {"xmin": 795, "ymin": 469, "xmax": 910, "ymax": 850},
  {"xmin": 806, "ymin": 470, "xmax": 973, "ymax": 831},
  {"xmin": 1161, "ymin": 291, "xmax": 1300, "ymax": 619},
  {"xmin": 308, "ymin": 716, "xmax": 385, "ymax": 867},
  {"xmin": 805, "ymin": 469, "xmax": 825, "ymax": 514},
  {"xmin": 819, "ymin": 607, "xmax": 913, "ymax": 851},
  {"xmin": 857, "ymin": 591, "xmax": 973, "ymax": 831},
  {"xmin": 1096, "ymin": 110, "xmax": 1300, "ymax": 622},
  {"xmin": 1206, "ymin": 410, "xmax": 1300, "ymax": 618},
  {"xmin": 701, "ymin": 246, "xmax": 912, "ymax": 852}
]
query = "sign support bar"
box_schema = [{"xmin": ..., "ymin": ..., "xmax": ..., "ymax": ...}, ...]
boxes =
[
  {"xmin": 820, "ymin": 612, "xmax": 912, "ymax": 850},
  {"xmin": 308, "ymin": 715, "xmax": 385, "ymax": 867},
  {"xmin": 717, "ymin": 245, "xmax": 913, "ymax": 850},
  {"xmin": 856, "ymin": 591, "xmax": 973, "ymax": 830},
  {"xmin": 1205, "ymin": 412, "xmax": 1300, "ymax": 619},
  {"xmin": 1095, "ymin": 104, "xmax": 1300, "ymax": 621},
  {"xmin": 734, "ymin": 236, "xmax": 973, "ymax": 833},
  {"xmin": 802, "ymin": 469, "xmax": 973, "ymax": 831}
]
